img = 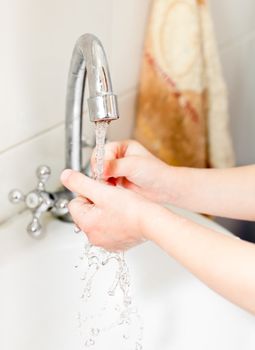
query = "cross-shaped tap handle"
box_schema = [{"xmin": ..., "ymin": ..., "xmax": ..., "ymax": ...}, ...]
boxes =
[{"xmin": 9, "ymin": 165, "xmax": 54, "ymax": 238}]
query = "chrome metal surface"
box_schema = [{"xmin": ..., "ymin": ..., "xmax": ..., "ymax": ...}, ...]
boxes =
[
  {"xmin": 65, "ymin": 33, "xmax": 119, "ymax": 171},
  {"xmin": 9, "ymin": 165, "xmax": 71, "ymax": 237}
]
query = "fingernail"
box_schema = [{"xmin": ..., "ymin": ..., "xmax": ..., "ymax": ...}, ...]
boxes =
[
  {"xmin": 72, "ymin": 197, "xmax": 85, "ymax": 205},
  {"xmin": 60, "ymin": 169, "xmax": 73, "ymax": 182}
]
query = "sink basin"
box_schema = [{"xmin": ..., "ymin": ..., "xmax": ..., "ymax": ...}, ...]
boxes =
[{"xmin": 0, "ymin": 208, "xmax": 254, "ymax": 350}]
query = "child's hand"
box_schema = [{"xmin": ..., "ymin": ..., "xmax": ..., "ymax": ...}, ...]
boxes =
[
  {"xmin": 92, "ymin": 140, "xmax": 171, "ymax": 203},
  {"xmin": 61, "ymin": 169, "xmax": 155, "ymax": 251}
]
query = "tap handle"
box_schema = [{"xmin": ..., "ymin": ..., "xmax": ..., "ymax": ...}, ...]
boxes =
[
  {"xmin": 36, "ymin": 165, "xmax": 51, "ymax": 191},
  {"xmin": 27, "ymin": 216, "xmax": 43, "ymax": 239},
  {"xmin": 8, "ymin": 165, "xmax": 54, "ymax": 238},
  {"xmin": 8, "ymin": 189, "xmax": 25, "ymax": 204},
  {"xmin": 9, "ymin": 165, "xmax": 52, "ymax": 209}
]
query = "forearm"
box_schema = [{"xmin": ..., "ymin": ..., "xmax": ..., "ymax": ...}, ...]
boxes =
[
  {"xmin": 143, "ymin": 204, "xmax": 255, "ymax": 315},
  {"xmin": 163, "ymin": 165, "xmax": 255, "ymax": 220}
]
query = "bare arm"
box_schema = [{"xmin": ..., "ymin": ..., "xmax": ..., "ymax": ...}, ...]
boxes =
[
  {"xmin": 166, "ymin": 165, "xmax": 255, "ymax": 220},
  {"xmin": 102, "ymin": 141, "xmax": 255, "ymax": 221},
  {"xmin": 61, "ymin": 169, "xmax": 255, "ymax": 315},
  {"xmin": 143, "ymin": 204, "xmax": 255, "ymax": 315}
]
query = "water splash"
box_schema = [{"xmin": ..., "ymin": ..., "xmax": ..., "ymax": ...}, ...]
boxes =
[{"xmin": 75, "ymin": 121, "xmax": 143, "ymax": 349}]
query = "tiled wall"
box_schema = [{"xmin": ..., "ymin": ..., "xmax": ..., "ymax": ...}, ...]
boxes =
[
  {"xmin": 0, "ymin": 0, "xmax": 150, "ymax": 223},
  {"xmin": 1, "ymin": 0, "xmax": 255, "ymax": 224}
]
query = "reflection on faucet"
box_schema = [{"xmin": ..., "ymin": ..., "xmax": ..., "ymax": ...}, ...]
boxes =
[
  {"xmin": 66, "ymin": 33, "xmax": 119, "ymax": 171},
  {"xmin": 9, "ymin": 33, "xmax": 119, "ymax": 238}
]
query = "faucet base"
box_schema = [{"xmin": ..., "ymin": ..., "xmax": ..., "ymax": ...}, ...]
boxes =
[{"xmin": 51, "ymin": 189, "xmax": 74, "ymax": 223}]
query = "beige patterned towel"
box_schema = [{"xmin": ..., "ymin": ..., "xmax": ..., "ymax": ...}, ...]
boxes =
[{"xmin": 135, "ymin": 0, "xmax": 235, "ymax": 168}]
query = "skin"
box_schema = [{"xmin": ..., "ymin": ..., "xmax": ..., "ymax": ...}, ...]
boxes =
[{"xmin": 61, "ymin": 140, "xmax": 255, "ymax": 315}]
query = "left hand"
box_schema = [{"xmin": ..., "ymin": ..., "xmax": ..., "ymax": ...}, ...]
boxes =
[{"xmin": 60, "ymin": 169, "xmax": 154, "ymax": 251}]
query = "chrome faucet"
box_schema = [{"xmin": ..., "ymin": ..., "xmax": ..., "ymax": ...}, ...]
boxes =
[
  {"xmin": 66, "ymin": 33, "xmax": 119, "ymax": 171},
  {"xmin": 9, "ymin": 34, "xmax": 119, "ymax": 238}
]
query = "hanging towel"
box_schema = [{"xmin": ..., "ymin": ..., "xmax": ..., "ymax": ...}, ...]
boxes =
[{"xmin": 134, "ymin": 0, "xmax": 234, "ymax": 168}]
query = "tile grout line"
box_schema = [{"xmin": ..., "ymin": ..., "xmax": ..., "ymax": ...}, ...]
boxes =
[
  {"xmin": 0, "ymin": 208, "xmax": 28, "ymax": 227},
  {"xmin": 0, "ymin": 87, "xmax": 137, "ymax": 158},
  {"xmin": 0, "ymin": 121, "xmax": 65, "ymax": 156}
]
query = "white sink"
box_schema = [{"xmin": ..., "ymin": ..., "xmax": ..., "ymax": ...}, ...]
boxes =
[{"xmin": 0, "ymin": 208, "xmax": 254, "ymax": 350}]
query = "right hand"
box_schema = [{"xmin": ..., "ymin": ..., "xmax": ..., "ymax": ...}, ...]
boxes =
[{"xmin": 91, "ymin": 140, "xmax": 171, "ymax": 203}]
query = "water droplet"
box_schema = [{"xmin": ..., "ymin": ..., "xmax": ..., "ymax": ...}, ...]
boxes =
[
  {"xmin": 75, "ymin": 122, "xmax": 143, "ymax": 347},
  {"xmin": 90, "ymin": 328, "xmax": 100, "ymax": 337},
  {"xmin": 85, "ymin": 338, "xmax": 95, "ymax": 347},
  {"xmin": 85, "ymin": 290, "xmax": 91, "ymax": 298},
  {"xmin": 124, "ymin": 296, "xmax": 132, "ymax": 306},
  {"xmin": 136, "ymin": 342, "xmax": 143, "ymax": 350},
  {"xmin": 74, "ymin": 225, "xmax": 81, "ymax": 233},
  {"xmin": 118, "ymin": 319, "xmax": 124, "ymax": 326},
  {"xmin": 115, "ymin": 305, "xmax": 121, "ymax": 312}
]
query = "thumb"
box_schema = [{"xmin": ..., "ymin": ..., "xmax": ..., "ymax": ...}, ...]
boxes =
[{"xmin": 61, "ymin": 169, "xmax": 112, "ymax": 204}]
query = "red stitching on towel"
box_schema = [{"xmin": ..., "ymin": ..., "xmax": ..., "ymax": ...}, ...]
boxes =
[{"xmin": 145, "ymin": 51, "xmax": 199, "ymax": 123}]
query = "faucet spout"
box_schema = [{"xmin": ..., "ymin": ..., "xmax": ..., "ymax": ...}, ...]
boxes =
[{"xmin": 65, "ymin": 33, "xmax": 119, "ymax": 171}]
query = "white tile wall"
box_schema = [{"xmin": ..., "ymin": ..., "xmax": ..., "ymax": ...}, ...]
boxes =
[
  {"xmin": 0, "ymin": 0, "xmax": 151, "ymax": 154},
  {"xmin": 0, "ymin": 1, "xmax": 150, "ymax": 223},
  {"xmin": 0, "ymin": 0, "xmax": 113, "ymax": 153},
  {"xmin": 0, "ymin": 124, "xmax": 65, "ymax": 224}
]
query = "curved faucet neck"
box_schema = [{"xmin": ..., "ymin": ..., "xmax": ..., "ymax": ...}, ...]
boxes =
[{"xmin": 65, "ymin": 33, "xmax": 119, "ymax": 171}]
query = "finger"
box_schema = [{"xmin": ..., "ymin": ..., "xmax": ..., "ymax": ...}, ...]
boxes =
[
  {"xmin": 122, "ymin": 139, "xmax": 154, "ymax": 159},
  {"xmin": 69, "ymin": 197, "xmax": 94, "ymax": 214},
  {"xmin": 68, "ymin": 197, "xmax": 97, "ymax": 232},
  {"xmin": 104, "ymin": 156, "xmax": 138, "ymax": 178},
  {"xmin": 91, "ymin": 141, "xmax": 127, "ymax": 172},
  {"xmin": 76, "ymin": 195, "xmax": 92, "ymax": 204},
  {"xmin": 71, "ymin": 196, "xmax": 92, "ymax": 232},
  {"xmin": 61, "ymin": 169, "xmax": 111, "ymax": 203},
  {"xmin": 69, "ymin": 198, "xmax": 115, "ymax": 249},
  {"xmin": 104, "ymin": 140, "xmax": 131, "ymax": 159}
]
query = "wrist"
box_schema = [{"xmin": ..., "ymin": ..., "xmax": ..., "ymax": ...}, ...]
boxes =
[
  {"xmin": 139, "ymin": 200, "xmax": 174, "ymax": 242},
  {"xmin": 160, "ymin": 164, "xmax": 191, "ymax": 207}
]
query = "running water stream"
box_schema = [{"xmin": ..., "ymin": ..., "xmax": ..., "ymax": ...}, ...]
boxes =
[{"xmin": 75, "ymin": 121, "xmax": 143, "ymax": 349}]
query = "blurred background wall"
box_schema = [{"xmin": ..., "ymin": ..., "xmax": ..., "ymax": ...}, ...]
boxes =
[
  {"xmin": 209, "ymin": 1, "xmax": 255, "ymax": 241},
  {"xmin": 210, "ymin": 0, "xmax": 255, "ymax": 166}
]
